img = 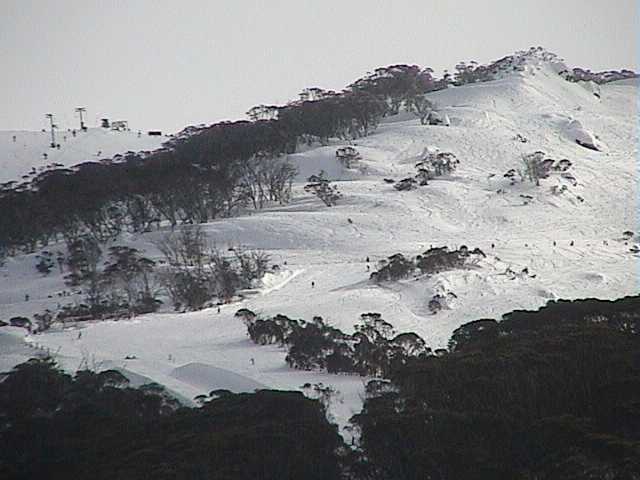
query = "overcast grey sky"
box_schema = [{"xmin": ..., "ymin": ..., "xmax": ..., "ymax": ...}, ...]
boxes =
[{"xmin": 1, "ymin": 0, "xmax": 637, "ymax": 133}]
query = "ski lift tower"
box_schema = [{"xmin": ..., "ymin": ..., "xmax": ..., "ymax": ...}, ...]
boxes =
[
  {"xmin": 45, "ymin": 113, "xmax": 56, "ymax": 148},
  {"xmin": 75, "ymin": 107, "xmax": 87, "ymax": 131}
]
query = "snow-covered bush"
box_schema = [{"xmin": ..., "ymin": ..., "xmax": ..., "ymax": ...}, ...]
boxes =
[
  {"xmin": 417, "ymin": 151, "xmax": 459, "ymax": 180},
  {"xmin": 371, "ymin": 246, "xmax": 485, "ymax": 284},
  {"xmin": 428, "ymin": 295, "xmax": 446, "ymax": 314},
  {"xmin": 394, "ymin": 151, "xmax": 459, "ymax": 191},
  {"xmin": 335, "ymin": 146, "xmax": 361, "ymax": 169},
  {"xmin": 428, "ymin": 291, "xmax": 457, "ymax": 314},
  {"xmin": 35, "ymin": 250, "xmax": 54, "ymax": 275},
  {"xmin": 505, "ymin": 152, "xmax": 576, "ymax": 193},
  {"xmin": 553, "ymin": 159, "xmax": 572, "ymax": 171},
  {"xmin": 394, "ymin": 177, "xmax": 418, "ymax": 191},
  {"xmin": 33, "ymin": 309, "xmax": 55, "ymax": 332},
  {"xmin": 304, "ymin": 171, "xmax": 342, "ymax": 206},
  {"xmin": 425, "ymin": 110, "xmax": 450, "ymax": 126},
  {"xmin": 503, "ymin": 168, "xmax": 518, "ymax": 184},
  {"xmin": 9, "ymin": 316, "xmax": 31, "ymax": 329}
]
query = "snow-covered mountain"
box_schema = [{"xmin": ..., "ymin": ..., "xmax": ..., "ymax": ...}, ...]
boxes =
[
  {"xmin": 0, "ymin": 128, "xmax": 166, "ymax": 184},
  {"xmin": 1, "ymin": 56, "xmax": 637, "ymax": 437}
]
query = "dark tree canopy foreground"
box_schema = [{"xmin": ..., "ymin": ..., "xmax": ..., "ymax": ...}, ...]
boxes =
[
  {"xmin": 0, "ymin": 359, "xmax": 345, "ymax": 480},
  {"xmin": 353, "ymin": 296, "xmax": 640, "ymax": 480}
]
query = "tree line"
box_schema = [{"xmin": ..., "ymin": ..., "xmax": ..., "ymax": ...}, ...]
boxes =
[
  {"xmin": 353, "ymin": 295, "xmax": 640, "ymax": 479},
  {"xmin": 0, "ymin": 358, "xmax": 345, "ymax": 480},
  {"xmin": 1, "ymin": 48, "xmax": 575, "ymax": 257},
  {"xmin": 237, "ymin": 309, "xmax": 430, "ymax": 377},
  {"xmin": 0, "ymin": 63, "xmax": 441, "ymax": 255}
]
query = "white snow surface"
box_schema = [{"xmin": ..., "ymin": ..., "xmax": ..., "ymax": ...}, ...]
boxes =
[
  {"xmin": 1, "ymin": 60, "xmax": 638, "ymax": 439},
  {"xmin": 565, "ymin": 119, "xmax": 605, "ymax": 151},
  {"xmin": 169, "ymin": 362, "xmax": 267, "ymax": 393}
]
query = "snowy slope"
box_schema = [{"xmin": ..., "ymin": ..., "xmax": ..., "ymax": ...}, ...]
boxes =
[
  {"xmin": 0, "ymin": 128, "xmax": 165, "ymax": 183},
  {"xmin": 1, "ymin": 59, "xmax": 638, "ymax": 438}
]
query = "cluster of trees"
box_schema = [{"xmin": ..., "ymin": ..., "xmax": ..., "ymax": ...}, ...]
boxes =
[
  {"xmin": 447, "ymin": 47, "xmax": 547, "ymax": 87},
  {"xmin": 237, "ymin": 310, "xmax": 430, "ymax": 377},
  {"xmin": 156, "ymin": 227, "xmax": 270, "ymax": 310},
  {"xmin": 455, "ymin": 46, "xmax": 563, "ymax": 86},
  {"xmin": 30, "ymin": 238, "xmax": 163, "ymax": 326},
  {"xmin": 394, "ymin": 150, "xmax": 459, "ymax": 191},
  {"xmin": 449, "ymin": 46, "xmax": 615, "ymax": 88},
  {"xmin": 347, "ymin": 64, "xmax": 447, "ymax": 116},
  {"xmin": 0, "ymin": 358, "xmax": 345, "ymax": 480},
  {"xmin": 352, "ymin": 295, "xmax": 640, "ymax": 479},
  {"xmin": 415, "ymin": 150, "xmax": 459, "ymax": 184},
  {"xmin": 24, "ymin": 227, "xmax": 270, "ymax": 328},
  {"xmin": 564, "ymin": 67, "xmax": 638, "ymax": 84},
  {"xmin": 371, "ymin": 245, "xmax": 486, "ymax": 283},
  {"xmin": 503, "ymin": 151, "xmax": 574, "ymax": 188},
  {"xmin": 451, "ymin": 61, "xmax": 496, "ymax": 85}
]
